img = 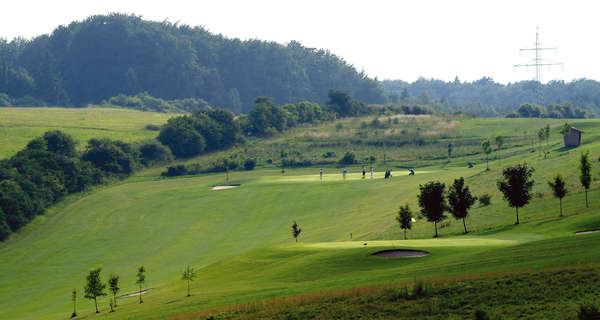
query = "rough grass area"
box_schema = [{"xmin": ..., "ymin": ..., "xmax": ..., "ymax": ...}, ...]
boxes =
[
  {"xmin": 178, "ymin": 266, "xmax": 600, "ymax": 320},
  {"xmin": 0, "ymin": 107, "xmax": 172, "ymax": 158}
]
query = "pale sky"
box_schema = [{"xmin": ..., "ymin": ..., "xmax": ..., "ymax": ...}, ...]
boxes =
[{"xmin": 1, "ymin": 0, "xmax": 598, "ymax": 84}]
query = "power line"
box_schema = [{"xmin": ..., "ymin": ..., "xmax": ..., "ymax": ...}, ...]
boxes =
[{"xmin": 514, "ymin": 27, "xmax": 563, "ymax": 83}]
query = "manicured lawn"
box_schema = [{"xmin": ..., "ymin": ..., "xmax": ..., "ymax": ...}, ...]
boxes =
[{"xmin": 1, "ymin": 116, "xmax": 600, "ymax": 319}]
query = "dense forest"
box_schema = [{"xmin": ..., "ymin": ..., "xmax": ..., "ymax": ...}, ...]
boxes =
[
  {"xmin": 0, "ymin": 13, "xmax": 386, "ymax": 112},
  {"xmin": 383, "ymin": 78, "xmax": 600, "ymax": 117}
]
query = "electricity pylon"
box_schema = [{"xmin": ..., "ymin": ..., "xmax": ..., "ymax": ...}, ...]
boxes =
[{"xmin": 514, "ymin": 27, "xmax": 562, "ymax": 83}]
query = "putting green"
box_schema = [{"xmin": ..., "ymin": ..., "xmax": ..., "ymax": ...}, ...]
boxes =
[
  {"xmin": 302, "ymin": 237, "xmax": 520, "ymax": 249},
  {"xmin": 260, "ymin": 170, "xmax": 438, "ymax": 183}
]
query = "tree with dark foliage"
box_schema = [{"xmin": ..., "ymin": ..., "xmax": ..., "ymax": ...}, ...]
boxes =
[
  {"xmin": 396, "ymin": 204, "xmax": 413, "ymax": 240},
  {"xmin": 292, "ymin": 221, "xmax": 302, "ymax": 243},
  {"xmin": 579, "ymin": 151, "xmax": 592, "ymax": 208},
  {"xmin": 497, "ymin": 163, "xmax": 535, "ymax": 225},
  {"xmin": 417, "ymin": 181, "xmax": 447, "ymax": 238},
  {"xmin": 548, "ymin": 174, "xmax": 568, "ymax": 216},
  {"xmin": 447, "ymin": 177, "xmax": 477, "ymax": 233}
]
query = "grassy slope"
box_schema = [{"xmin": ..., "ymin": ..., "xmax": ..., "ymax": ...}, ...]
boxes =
[
  {"xmin": 0, "ymin": 116, "xmax": 599, "ymax": 319},
  {"xmin": 0, "ymin": 107, "xmax": 172, "ymax": 159}
]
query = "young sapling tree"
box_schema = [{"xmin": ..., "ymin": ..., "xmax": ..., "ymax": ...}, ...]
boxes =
[
  {"xmin": 181, "ymin": 265, "xmax": 197, "ymax": 297},
  {"xmin": 396, "ymin": 204, "xmax": 413, "ymax": 240},
  {"xmin": 108, "ymin": 275, "xmax": 120, "ymax": 308},
  {"xmin": 548, "ymin": 173, "xmax": 568, "ymax": 216},
  {"xmin": 447, "ymin": 177, "xmax": 477, "ymax": 233},
  {"xmin": 136, "ymin": 266, "xmax": 146, "ymax": 304},
  {"xmin": 84, "ymin": 268, "xmax": 106, "ymax": 313},
  {"xmin": 579, "ymin": 151, "xmax": 592, "ymax": 208},
  {"xmin": 292, "ymin": 221, "xmax": 302, "ymax": 243}
]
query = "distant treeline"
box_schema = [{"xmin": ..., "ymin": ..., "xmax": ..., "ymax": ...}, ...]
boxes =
[
  {"xmin": 0, "ymin": 131, "xmax": 173, "ymax": 241},
  {"xmin": 383, "ymin": 77, "xmax": 600, "ymax": 117},
  {"xmin": 0, "ymin": 13, "xmax": 386, "ymax": 112},
  {"xmin": 506, "ymin": 102, "xmax": 587, "ymax": 119}
]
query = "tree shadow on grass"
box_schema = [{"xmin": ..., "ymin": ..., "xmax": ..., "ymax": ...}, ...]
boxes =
[{"xmin": 476, "ymin": 223, "xmax": 520, "ymax": 236}]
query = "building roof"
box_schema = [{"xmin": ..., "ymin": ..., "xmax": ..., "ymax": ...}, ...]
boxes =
[{"xmin": 571, "ymin": 127, "xmax": 584, "ymax": 133}]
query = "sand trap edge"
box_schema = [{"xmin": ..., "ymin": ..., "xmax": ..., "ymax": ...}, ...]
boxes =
[
  {"xmin": 122, "ymin": 288, "xmax": 153, "ymax": 297},
  {"xmin": 372, "ymin": 249, "xmax": 430, "ymax": 258},
  {"xmin": 575, "ymin": 230, "xmax": 600, "ymax": 235},
  {"xmin": 211, "ymin": 184, "xmax": 241, "ymax": 190}
]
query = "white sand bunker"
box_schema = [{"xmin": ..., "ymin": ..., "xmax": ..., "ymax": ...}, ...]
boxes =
[
  {"xmin": 122, "ymin": 288, "xmax": 153, "ymax": 297},
  {"xmin": 575, "ymin": 230, "xmax": 600, "ymax": 235},
  {"xmin": 372, "ymin": 249, "xmax": 430, "ymax": 258},
  {"xmin": 211, "ymin": 185, "xmax": 240, "ymax": 190}
]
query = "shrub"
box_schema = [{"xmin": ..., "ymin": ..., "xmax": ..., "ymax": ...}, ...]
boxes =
[
  {"xmin": 335, "ymin": 123, "xmax": 344, "ymax": 131},
  {"xmin": 162, "ymin": 165, "xmax": 187, "ymax": 177},
  {"xmin": 322, "ymin": 151, "xmax": 336, "ymax": 158},
  {"xmin": 473, "ymin": 310, "xmax": 490, "ymax": 320},
  {"xmin": 244, "ymin": 158, "xmax": 256, "ymax": 170},
  {"xmin": 339, "ymin": 152, "xmax": 356, "ymax": 165},
  {"xmin": 137, "ymin": 140, "xmax": 173, "ymax": 166},
  {"xmin": 158, "ymin": 117, "xmax": 206, "ymax": 158},
  {"xmin": 479, "ymin": 193, "xmax": 492, "ymax": 206},
  {"xmin": 578, "ymin": 305, "xmax": 600, "ymax": 320},
  {"xmin": 145, "ymin": 124, "xmax": 160, "ymax": 131}
]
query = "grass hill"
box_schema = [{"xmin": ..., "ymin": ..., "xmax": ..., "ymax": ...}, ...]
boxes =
[
  {"xmin": 1, "ymin": 111, "xmax": 599, "ymax": 319},
  {"xmin": 0, "ymin": 107, "xmax": 171, "ymax": 159}
]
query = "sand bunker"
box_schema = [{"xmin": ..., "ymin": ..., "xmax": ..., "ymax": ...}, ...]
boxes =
[
  {"xmin": 211, "ymin": 185, "xmax": 240, "ymax": 190},
  {"xmin": 122, "ymin": 288, "xmax": 153, "ymax": 297},
  {"xmin": 575, "ymin": 230, "xmax": 600, "ymax": 235},
  {"xmin": 372, "ymin": 249, "xmax": 430, "ymax": 258}
]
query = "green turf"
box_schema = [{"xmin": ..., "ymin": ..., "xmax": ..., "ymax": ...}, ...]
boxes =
[
  {"xmin": 1, "ymin": 116, "xmax": 600, "ymax": 319},
  {"xmin": 0, "ymin": 107, "xmax": 172, "ymax": 159}
]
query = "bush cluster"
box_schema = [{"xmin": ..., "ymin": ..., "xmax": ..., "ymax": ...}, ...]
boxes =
[{"xmin": 0, "ymin": 131, "xmax": 173, "ymax": 241}]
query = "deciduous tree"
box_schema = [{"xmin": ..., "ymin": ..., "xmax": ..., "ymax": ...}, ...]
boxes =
[
  {"xmin": 548, "ymin": 174, "xmax": 568, "ymax": 216},
  {"xmin": 136, "ymin": 266, "xmax": 146, "ymax": 304},
  {"xmin": 181, "ymin": 265, "xmax": 197, "ymax": 297},
  {"xmin": 292, "ymin": 221, "xmax": 302, "ymax": 242},
  {"xmin": 447, "ymin": 177, "xmax": 477, "ymax": 233},
  {"xmin": 481, "ymin": 139, "xmax": 492, "ymax": 170},
  {"xmin": 84, "ymin": 268, "xmax": 106, "ymax": 313},
  {"xmin": 396, "ymin": 204, "xmax": 413, "ymax": 240},
  {"xmin": 417, "ymin": 181, "xmax": 447, "ymax": 237},
  {"xmin": 497, "ymin": 164, "xmax": 535, "ymax": 225},
  {"xmin": 579, "ymin": 151, "xmax": 592, "ymax": 208},
  {"xmin": 71, "ymin": 289, "xmax": 77, "ymax": 318},
  {"xmin": 108, "ymin": 275, "xmax": 120, "ymax": 307}
]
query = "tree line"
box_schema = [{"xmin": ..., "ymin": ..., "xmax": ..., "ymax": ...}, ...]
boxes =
[
  {"xmin": 397, "ymin": 152, "xmax": 594, "ymax": 238},
  {"xmin": 383, "ymin": 77, "xmax": 600, "ymax": 118},
  {"xmin": 0, "ymin": 13, "xmax": 386, "ymax": 112},
  {"xmin": 506, "ymin": 102, "xmax": 587, "ymax": 119}
]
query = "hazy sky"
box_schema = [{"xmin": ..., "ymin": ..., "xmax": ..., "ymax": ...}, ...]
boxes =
[{"xmin": 1, "ymin": 0, "xmax": 598, "ymax": 83}]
